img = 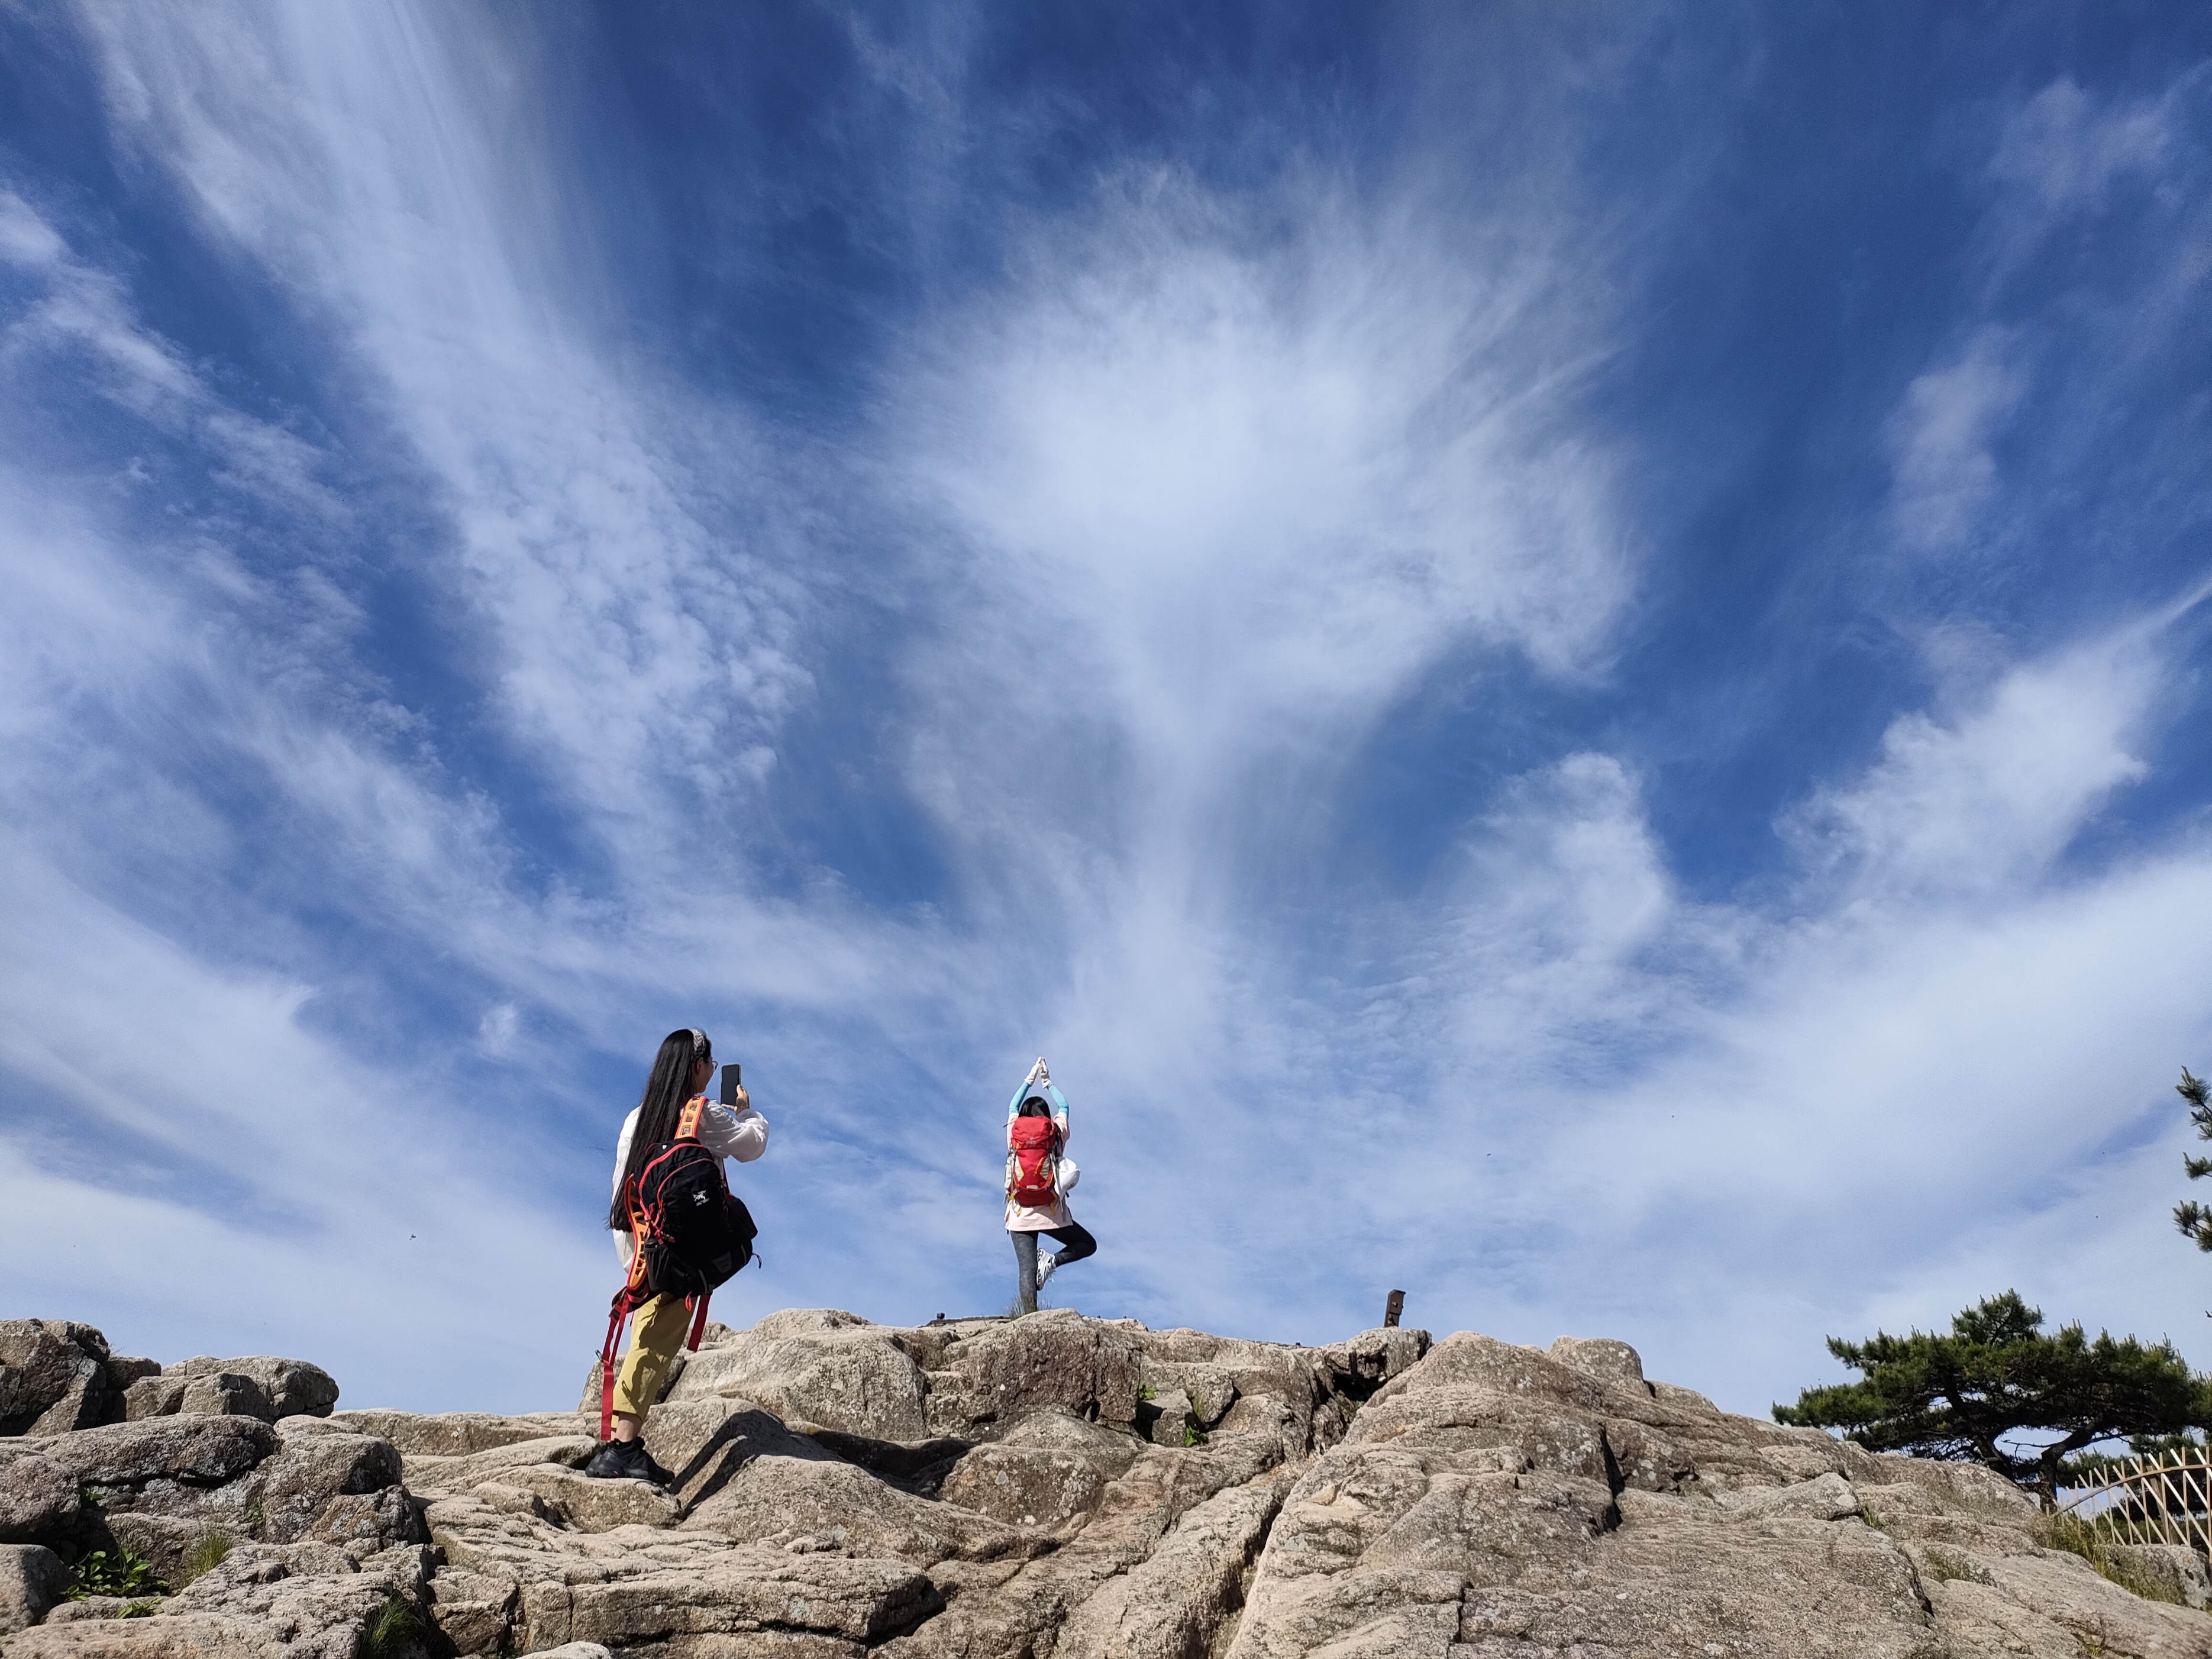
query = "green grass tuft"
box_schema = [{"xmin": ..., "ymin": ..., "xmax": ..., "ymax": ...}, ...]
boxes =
[
  {"xmin": 177, "ymin": 1531, "xmax": 233, "ymax": 1586},
  {"xmin": 2032, "ymin": 1512, "xmax": 2187, "ymax": 1605},
  {"xmin": 361, "ymin": 1596, "xmax": 431, "ymax": 1659}
]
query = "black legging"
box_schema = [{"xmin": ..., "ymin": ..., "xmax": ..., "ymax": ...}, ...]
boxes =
[{"xmin": 1011, "ymin": 1222, "xmax": 1096, "ymax": 1311}]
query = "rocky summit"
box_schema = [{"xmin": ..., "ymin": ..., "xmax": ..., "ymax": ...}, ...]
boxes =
[{"xmin": 2, "ymin": 1312, "xmax": 2209, "ymax": 1658}]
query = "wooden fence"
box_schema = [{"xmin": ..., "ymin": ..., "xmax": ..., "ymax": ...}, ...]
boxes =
[{"xmin": 2059, "ymin": 1451, "xmax": 2212, "ymax": 1552}]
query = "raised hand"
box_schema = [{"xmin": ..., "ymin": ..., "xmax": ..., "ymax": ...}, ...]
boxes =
[{"xmin": 1026, "ymin": 1056, "xmax": 1050, "ymax": 1085}]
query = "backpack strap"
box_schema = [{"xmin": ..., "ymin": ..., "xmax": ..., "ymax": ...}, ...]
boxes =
[
  {"xmin": 677, "ymin": 1094, "xmax": 706, "ymax": 1141},
  {"xmin": 600, "ymin": 1270, "xmax": 654, "ymax": 1440},
  {"xmin": 599, "ymin": 1180, "xmax": 660, "ymax": 1440},
  {"xmin": 623, "ymin": 1177, "xmax": 656, "ymax": 1258}
]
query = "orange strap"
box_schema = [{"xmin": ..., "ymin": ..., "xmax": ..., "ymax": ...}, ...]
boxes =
[
  {"xmin": 677, "ymin": 1096, "xmax": 715, "ymax": 1350},
  {"xmin": 622, "ymin": 1182, "xmax": 653, "ymax": 1286}
]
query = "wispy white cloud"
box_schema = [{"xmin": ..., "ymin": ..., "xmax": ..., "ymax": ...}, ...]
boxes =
[
  {"xmin": 70, "ymin": 0, "xmax": 813, "ymax": 853},
  {"xmin": 0, "ymin": 832, "xmax": 609, "ymax": 1410},
  {"xmin": 880, "ymin": 167, "xmax": 1632, "ymax": 1041},
  {"xmin": 1782, "ymin": 637, "xmax": 2153, "ymax": 905},
  {"xmin": 1991, "ymin": 77, "xmax": 2174, "ymax": 214},
  {"xmin": 1420, "ymin": 619, "xmax": 2212, "ymax": 1405},
  {"xmin": 5, "ymin": 4, "xmax": 2211, "ymax": 1432},
  {"xmin": 0, "ymin": 188, "xmax": 337, "ymax": 513},
  {"xmin": 1883, "ymin": 329, "xmax": 2022, "ymax": 554},
  {"xmin": 477, "ymin": 1003, "xmax": 521, "ymax": 1057}
]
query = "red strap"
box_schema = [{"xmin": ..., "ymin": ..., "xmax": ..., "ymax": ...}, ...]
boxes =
[
  {"xmin": 687, "ymin": 1292, "xmax": 711, "ymax": 1351},
  {"xmin": 602, "ymin": 1188, "xmax": 656, "ymax": 1440},
  {"xmin": 600, "ymin": 1283, "xmax": 646, "ymax": 1440}
]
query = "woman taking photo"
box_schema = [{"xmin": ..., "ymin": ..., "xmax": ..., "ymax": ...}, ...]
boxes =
[{"xmin": 588, "ymin": 1027, "xmax": 767, "ymax": 1484}]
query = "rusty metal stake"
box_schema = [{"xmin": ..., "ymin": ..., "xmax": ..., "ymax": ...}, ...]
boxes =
[{"xmin": 1384, "ymin": 1289, "xmax": 1405, "ymax": 1328}]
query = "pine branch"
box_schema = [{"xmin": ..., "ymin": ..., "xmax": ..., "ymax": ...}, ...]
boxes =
[
  {"xmin": 2182, "ymin": 1067, "xmax": 2212, "ymax": 1137},
  {"xmin": 2179, "ymin": 1202, "xmax": 2212, "ymax": 1252}
]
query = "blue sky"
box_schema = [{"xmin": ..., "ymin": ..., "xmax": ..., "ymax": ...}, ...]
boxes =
[{"xmin": 4, "ymin": 2, "xmax": 2212, "ymax": 1420}]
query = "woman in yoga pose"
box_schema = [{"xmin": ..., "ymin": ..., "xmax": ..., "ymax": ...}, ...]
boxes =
[{"xmin": 1004, "ymin": 1056, "xmax": 1096, "ymax": 1314}]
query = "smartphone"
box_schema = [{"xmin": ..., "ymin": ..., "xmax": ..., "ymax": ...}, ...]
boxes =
[{"xmin": 719, "ymin": 1063, "xmax": 743, "ymax": 1105}]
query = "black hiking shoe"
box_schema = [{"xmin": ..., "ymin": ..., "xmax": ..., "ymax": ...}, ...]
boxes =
[{"xmin": 585, "ymin": 1438, "xmax": 672, "ymax": 1486}]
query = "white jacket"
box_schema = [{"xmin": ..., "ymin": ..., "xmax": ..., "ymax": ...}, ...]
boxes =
[{"xmin": 611, "ymin": 1098, "xmax": 768, "ymax": 1267}]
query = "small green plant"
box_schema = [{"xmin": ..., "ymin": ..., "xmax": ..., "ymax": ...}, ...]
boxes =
[
  {"xmin": 1137, "ymin": 1383, "xmax": 1157, "ymax": 1404},
  {"xmin": 177, "ymin": 1531, "xmax": 233, "ymax": 1585},
  {"xmin": 244, "ymin": 1501, "xmax": 266, "ymax": 1535},
  {"xmin": 2033, "ymin": 1511, "xmax": 2185, "ymax": 1605},
  {"xmin": 1181, "ymin": 1422, "xmax": 1209, "ymax": 1448},
  {"xmin": 120, "ymin": 1601, "xmax": 159, "ymax": 1619},
  {"xmin": 79, "ymin": 1487, "xmax": 106, "ymax": 1511},
  {"xmin": 1919, "ymin": 1546, "xmax": 1974, "ymax": 1583},
  {"xmin": 361, "ymin": 1595, "xmax": 430, "ymax": 1659},
  {"xmin": 66, "ymin": 1548, "xmax": 164, "ymax": 1601}
]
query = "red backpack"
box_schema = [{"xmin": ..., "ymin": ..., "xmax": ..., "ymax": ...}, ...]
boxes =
[{"xmin": 1006, "ymin": 1114, "xmax": 1061, "ymax": 1207}]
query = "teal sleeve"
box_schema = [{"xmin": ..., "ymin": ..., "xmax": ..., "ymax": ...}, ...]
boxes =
[{"xmin": 1007, "ymin": 1079, "xmax": 1073, "ymax": 1122}]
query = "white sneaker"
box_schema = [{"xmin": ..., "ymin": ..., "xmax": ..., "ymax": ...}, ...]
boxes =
[{"xmin": 1035, "ymin": 1253, "xmax": 1058, "ymax": 1287}]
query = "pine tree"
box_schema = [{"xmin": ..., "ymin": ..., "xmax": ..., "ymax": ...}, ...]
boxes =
[
  {"xmin": 2174, "ymin": 1067, "xmax": 2212, "ymax": 1251},
  {"xmin": 1774, "ymin": 1291, "xmax": 2211, "ymax": 1508}
]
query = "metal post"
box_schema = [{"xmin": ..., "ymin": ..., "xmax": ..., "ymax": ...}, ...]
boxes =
[{"xmin": 1384, "ymin": 1289, "xmax": 1404, "ymax": 1328}]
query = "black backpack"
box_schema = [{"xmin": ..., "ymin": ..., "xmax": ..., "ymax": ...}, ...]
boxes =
[{"xmin": 634, "ymin": 1113, "xmax": 758, "ymax": 1295}]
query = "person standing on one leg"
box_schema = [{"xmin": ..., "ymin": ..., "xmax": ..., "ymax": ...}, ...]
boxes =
[
  {"xmin": 1005, "ymin": 1057, "xmax": 1096, "ymax": 1314},
  {"xmin": 589, "ymin": 1027, "xmax": 767, "ymax": 1483}
]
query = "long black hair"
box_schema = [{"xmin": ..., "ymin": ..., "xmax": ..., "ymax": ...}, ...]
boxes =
[{"xmin": 609, "ymin": 1027, "xmax": 710, "ymax": 1228}]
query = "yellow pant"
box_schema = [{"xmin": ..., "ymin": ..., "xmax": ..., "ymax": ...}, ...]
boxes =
[{"xmin": 610, "ymin": 1294, "xmax": 691, "ymax": 1420}]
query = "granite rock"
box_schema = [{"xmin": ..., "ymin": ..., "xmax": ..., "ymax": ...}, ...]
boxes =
[
  {"xmin": 1, "ymin": 1323, "xmax": 115, "ymax": 1438},
  {"xmin": 29, "ymin": 1416, "xmax": 277, "ymax": 1492},
  {"xmin": 12, "ymin": 1312, "xmax": 2208, "ymax": 1659},
  {"xmin": 0, "ymin": 1543, "xmax": 72, "ymax": 1635},
  {"xmin": 0, "ymin": 1446, "xmax": 82, "ymax": 1544}
]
